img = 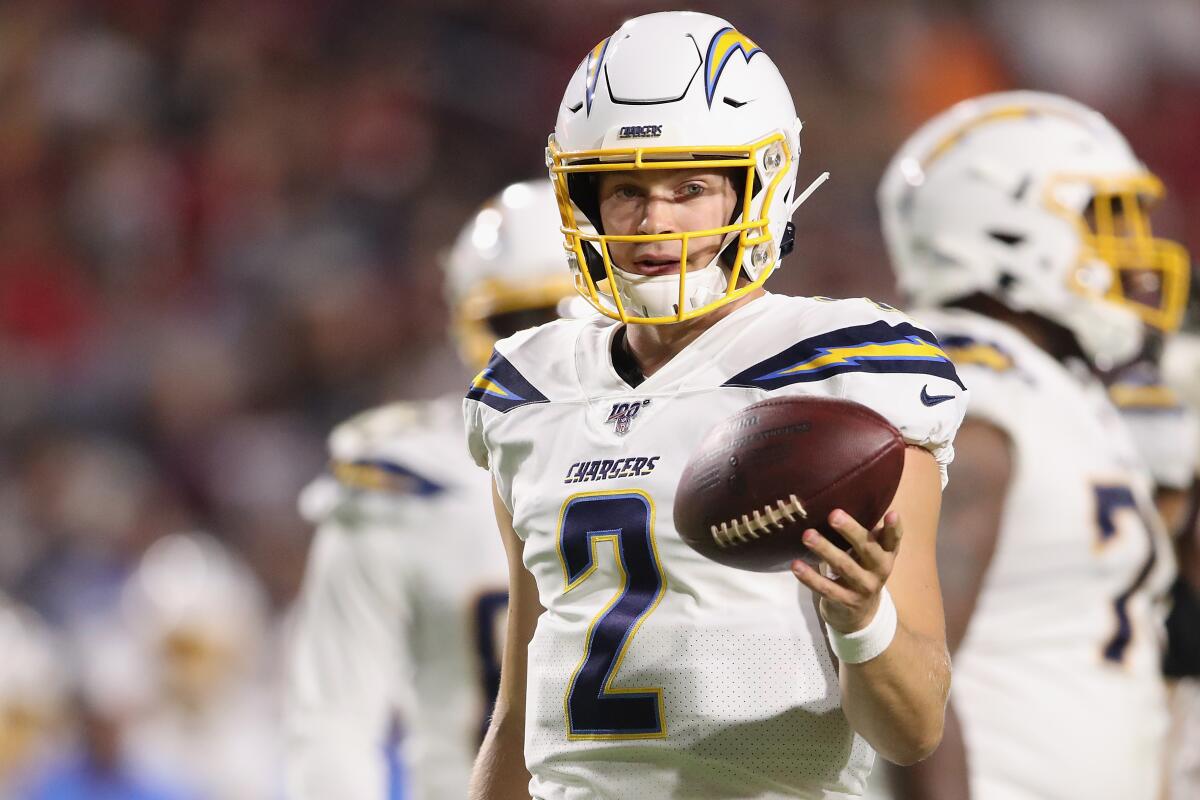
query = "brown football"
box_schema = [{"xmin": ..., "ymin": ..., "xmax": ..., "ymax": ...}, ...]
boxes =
[{"xmin": 673, "ymin": 395, "xmax": 906, "ymax": 572}]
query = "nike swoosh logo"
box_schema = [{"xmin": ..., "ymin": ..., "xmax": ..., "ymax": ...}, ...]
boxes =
[{"xmin": 920, "ymin": 385, "xmax": 956, "ymax": 406}]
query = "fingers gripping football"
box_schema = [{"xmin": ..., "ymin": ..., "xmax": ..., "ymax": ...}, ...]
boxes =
[{"xmin": 791, "ymin": 509, "xmax": 902, "ymax": 634}]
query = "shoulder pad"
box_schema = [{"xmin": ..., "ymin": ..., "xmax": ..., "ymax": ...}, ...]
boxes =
[
  {"xmin": 463, "ymin": 318, "xmax": 589, "ymax": 412},
  {"xmin": 725, "ymin": 310, "xmax": 964, "ymax": 391},
  {"xmin": 466, "ymin": 350, "xmax": 549, "ymax": 413},
  {"xmin": 323, "ymin": 400, "xmax": 458, "ymax": 498},
  {"xmin": 329, "ymin": 402, "xmax": 437, "ymax": 461}
]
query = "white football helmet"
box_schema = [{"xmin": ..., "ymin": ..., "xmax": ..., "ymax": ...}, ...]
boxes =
[
  {"xmin": 879, "ymin": 91, "xmax": 1190, "ymax": 368},
  {"xmin": 548, "ymin": 11, "xmax": 816, "ymax": 324},
  {"xmin": 0, "ymin": 599, "xmax": 64, "ymax": 775},
  {"xmin": 443, "ymin": 179, "xmax": 577, "ymax": 368},
  {"xmin": 122, "ymin": 533, "xmax": 268, "ymax": 701}
]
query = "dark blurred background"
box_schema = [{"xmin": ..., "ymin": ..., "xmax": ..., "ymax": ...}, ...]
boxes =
[{"xmin": 0, "ymin": 1, "xmax": 1196, "ymax": 797}]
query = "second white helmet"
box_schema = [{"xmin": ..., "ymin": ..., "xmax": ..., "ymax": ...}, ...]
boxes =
[
  {"xmin": 879, "ymin": 91, "xmax": 1189, "ymax": 368},
  {"xmin": 442, "ymin": 179, "xmax": 578, "ymax": 368}
]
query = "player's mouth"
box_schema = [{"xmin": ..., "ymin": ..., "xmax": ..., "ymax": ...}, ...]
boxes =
[{"xmin": 628, "ymin": 256, "xmax": 682, "ymax": 277}]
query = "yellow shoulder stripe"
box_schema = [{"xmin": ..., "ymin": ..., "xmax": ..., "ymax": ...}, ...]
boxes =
[
  {"xmin": 331, "ymin": 460, "xmax": 409, "ymax": 492},
  {"xmin": 1108, "ymin": 383, "xmax": 1180, "ymax": 409},
  {"xmin": 780, "ymin": 338, "xmax": 950, "ymax": 376},
  {"xmin": 944, "ymin": 344, "xmax": 1014, "ymax": 372},
  {"xmin": 470, "ymin": 370, "xmax": 519, "ymax": 400}
]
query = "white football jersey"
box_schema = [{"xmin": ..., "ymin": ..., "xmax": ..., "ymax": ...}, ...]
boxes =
[
  {"xmin": 464, "ymin": 293, "xmax": 967, "ymax": 799},
  {"xmin": 285, "ymin": 396, "xmax": 508, "ymax": 800},
  {"xmin": 1107, "ymin": 361, "xmax": 1199, "ymax": 491},
  {"xmin": 909, "ymin": 308, "xmax": 1174, "ymax": 800},
  {"xmin": 126, "ymin": 686, "xmax": 281, "ymax": 800}
]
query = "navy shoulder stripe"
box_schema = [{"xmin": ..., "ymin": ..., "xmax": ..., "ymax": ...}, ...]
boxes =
[
  {"xmin": 465, "ymin": 350, "xmax": 549, "ymax": 413},
  {"xmin": 724, "ymin": 320, "xmax": 966, "ymax": 391}
]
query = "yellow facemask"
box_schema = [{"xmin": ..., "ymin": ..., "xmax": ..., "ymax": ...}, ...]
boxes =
[
  {"xmin": 453, "ymin": 276, "xmax": 576, "ymax": 369},
  {"xmin": 547, "ymin": 132, "xmax": 793, "ymax": 325},
  {"xmin": 1047, "ymin": 172, "xmax": 1190, "ymax": 333}
]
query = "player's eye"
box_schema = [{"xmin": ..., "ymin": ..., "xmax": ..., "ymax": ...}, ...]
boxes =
[
  {"xmin": 678, "ymin": 182, "xmax": 705, "ymax": 199},
  {"xmin": 612, "ymin": 185, "xmax": 642, "ymax": 201}
]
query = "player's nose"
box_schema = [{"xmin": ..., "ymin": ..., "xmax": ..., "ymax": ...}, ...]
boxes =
[{"xmin": 637, "ymin": 196, "xmax": 678, "ymax": 236}]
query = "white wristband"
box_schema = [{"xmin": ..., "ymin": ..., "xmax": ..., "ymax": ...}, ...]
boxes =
[{"xmin": 827, "ymin": 586, "xmax": 898, "ymax": 664}]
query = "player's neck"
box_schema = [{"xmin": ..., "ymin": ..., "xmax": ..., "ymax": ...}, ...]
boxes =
[
  {"xmin": 950, "ymin": 294, "xmax": 1088, "ymax": 367},
  {"xmin": 623, "ymin": 288, "xmax": 765, "ymax": 378}
]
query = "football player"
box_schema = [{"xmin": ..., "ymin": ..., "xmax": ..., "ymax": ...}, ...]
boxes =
[
  {"xmin": 284, "ymin": 180, "xmax": 576, "ymax": 800},
  {"xmin": 875, "ymin": 91, "xmax": 1188, "ymax": 800},
  {"xmin": 466, "ymin": 12, "xmax": 967, "ymax": 799},
  {"xmin": 0, "ymin": 597, "xmax": 65, "ymax": 795},
  {"xmin": 1106, "ymin": 319, "xmax": 1197, "ymax": 533},
  {"xmin": 1159, "ymin": 330, "xmax": 1200, "ymax": 800},
  {"xmin": 121, "ymin": 532, "xmax": 280, "ymax": 800}
]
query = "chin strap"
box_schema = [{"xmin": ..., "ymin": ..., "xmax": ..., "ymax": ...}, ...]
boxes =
[
  {"xmin": 780, "ymin": 171, "xmax": 830, "ymax": 259},
  {"xmin": 791, "ymin": 171, "xmax": 830, "ymax": 215}
]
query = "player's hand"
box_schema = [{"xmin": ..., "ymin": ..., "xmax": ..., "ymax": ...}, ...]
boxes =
[{"xmin": 790, "ymin": 509, "xmax": 902, "ymax": 634}]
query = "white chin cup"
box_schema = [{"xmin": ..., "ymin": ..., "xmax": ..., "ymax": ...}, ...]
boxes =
[{"xmin": 609, "ymin": 262, "xmax": 730, "ymax": 319}]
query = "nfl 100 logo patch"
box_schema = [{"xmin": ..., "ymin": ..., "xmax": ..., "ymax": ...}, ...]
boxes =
[{"xmin": 605, "ymin": 399, "xmax": 650, "ymax": 436}]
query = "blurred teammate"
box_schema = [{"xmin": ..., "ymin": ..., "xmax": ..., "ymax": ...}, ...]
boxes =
[
  {"xmin": 0, "ymin": 597, "xmax": 66, "ymax": 795},
  {"xmin": 284, "ymin": 180, "xmax": 576, "ymax": 800},
  {"xmin": 467, "ymin": 12, "xmax": 966, "ymax": 799},
  {"xmin": 121, "ymin": 532, "xmax": 279, "ymax": 800},
  {"xmin": 1158, "ymin": 329, "xmax": 1200, "ymax": 799},
  {"xmin": 1106, "ymin": 329, "xmax": 1197, "ymax": 533},
  {"xmin": 876, "ymin": 90, "xmax": 1188, "ymax": 799}
]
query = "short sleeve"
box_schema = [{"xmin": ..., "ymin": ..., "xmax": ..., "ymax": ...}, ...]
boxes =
[
  {"xmin": 1112, "ymin": 388, "xmax": 1200, "ymax": 490},
  {"xmin": 463, "ymin": 396, "xmax": 491, "ymax": 470},
  {"xmin": 731, "ymin": 299, "xmax": 969, "ymax": 488},
  {"xmin": 831, "ymin": 368, "xmax": 968, "ymax": 488}
]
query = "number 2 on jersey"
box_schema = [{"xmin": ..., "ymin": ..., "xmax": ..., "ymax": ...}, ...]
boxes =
[
  {"xmin": 558, "ymin": 490, "xmax": 667, "ymax": 739},
  {"xmin": 1093, "ymin": 485, "xmax": 1159, "ymax": 663}
]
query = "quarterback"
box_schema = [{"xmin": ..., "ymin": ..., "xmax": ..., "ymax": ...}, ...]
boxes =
[
  {"xmin": 875, "ymin": 91, "xmax": 1186, "ymax": 800},
  {"xmin": 285, "ymin": 180, "xmax": 574, "ymax": 800},
  {"xmin": 466, "ymin": 12, "xmax": 966, "ymax": 800}
]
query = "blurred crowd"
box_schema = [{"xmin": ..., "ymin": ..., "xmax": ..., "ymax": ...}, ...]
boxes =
[{"xmin": 0, "ymin": 0, "xmax": 1196, "ymax": 797}]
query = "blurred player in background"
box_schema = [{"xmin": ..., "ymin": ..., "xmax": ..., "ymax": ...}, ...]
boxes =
[
  {"xmin": 468, "ymin": 12, "xmax": 967, "ymax": 799},
  {"xmin": 1106, "ymin": 334, "xmax": 1198, "ymax": 532},
  {"xmin": 0, "ymin": 598, "xmax": 66, "ymax": 795},
  {"xmin": 120, "ymin": 532, "xmax": 279, "ymax": 800},
  {"xmin": 1157, "ymin": 326, "xmax": 1200, "ymax": 799},
  {"xmin": 1105, "ymin": 317, "xmax": 1200, "ymax": 800},
  {"xmin": 876, "ymin": 90, "xmax": 1188, "ymax": 800},
  {"xmin": 284, "ymin": 179, "xmax": 575, "ymax": 800}
]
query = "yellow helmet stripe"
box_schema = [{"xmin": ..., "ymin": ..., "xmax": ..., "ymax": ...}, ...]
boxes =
[{"xmin": 704, "ymin": 27, "xmax": 761, "ymax": 107}]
